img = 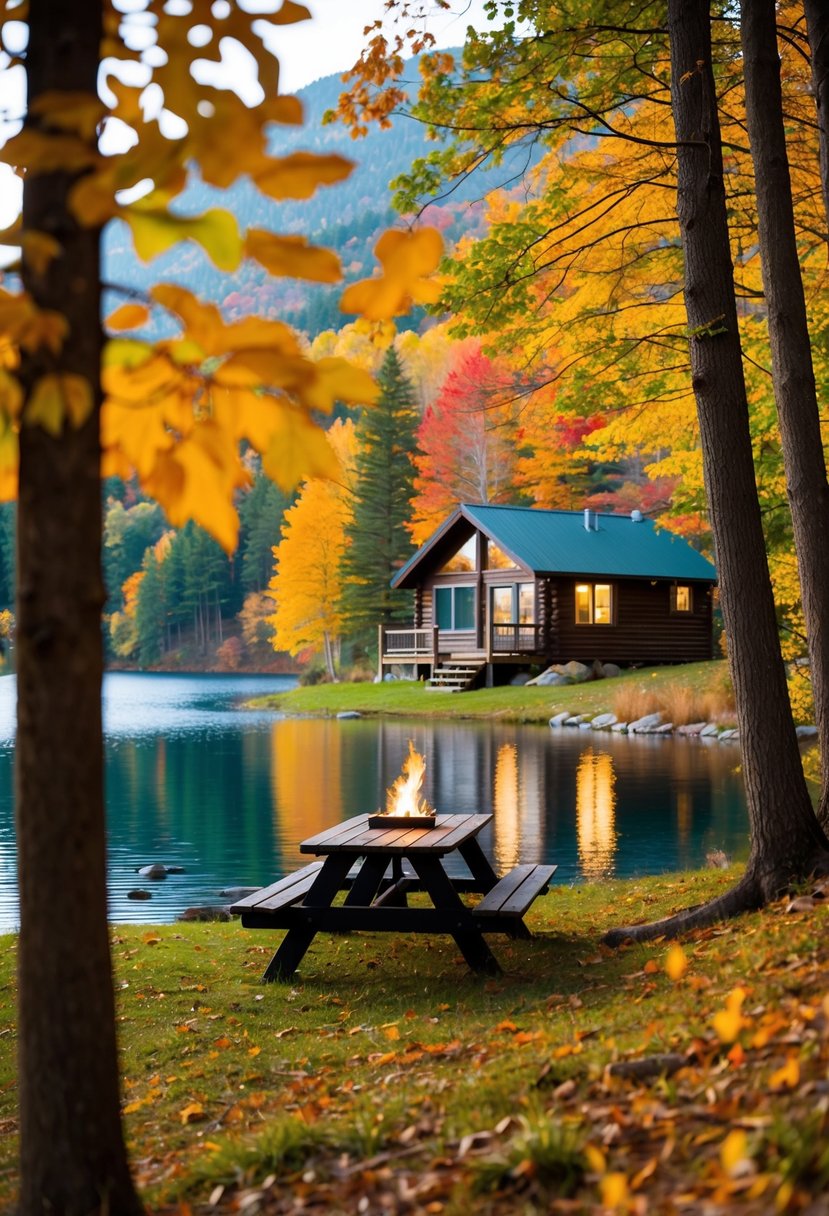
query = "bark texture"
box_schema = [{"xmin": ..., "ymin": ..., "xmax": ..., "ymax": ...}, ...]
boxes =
[
  {"xmin": 606, "ymin": 0, "xmax": 829, "ymax": 946},
  {"xmin": 740, "ymin": 0, "xmax": 829, "ymax": 836},
  {"xmin": 805, "ymin": 0, "xmax": 829, "ymax": 234},
  {"xmin": 16, "ymin": 2, "xmax": 143, "ymax": 1213}
]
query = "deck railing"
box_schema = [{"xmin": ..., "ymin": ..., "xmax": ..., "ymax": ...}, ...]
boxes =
[
  {"xmin": 490, "ymin": 623, "xmax": 542, "ymax": 654},
  {"xmin": 378, "ymin": 625, "xmax": 439, "ymax": 669}
]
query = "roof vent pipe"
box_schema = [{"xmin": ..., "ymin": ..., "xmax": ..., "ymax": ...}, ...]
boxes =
[
  {"xmin": 584, "ymin": 508, "xmax": 593, "ymax": 531},
  {"xmin": 631, "ymin": 509, "xmax": 643, "ymax": 523}
]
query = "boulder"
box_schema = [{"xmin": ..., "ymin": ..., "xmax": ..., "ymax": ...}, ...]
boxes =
[
  {"xmin": 127, "ymin": 889, "xmax": 152, "ymax": 900},
  {"xmin": 590, "ymin": 712, "xmax": 617, "ymax": 730},
  {"xmin": 549, "ymin": 712, "xmax": 570, "ymax": 728},
  {"xmin": 561, "ymin": 661, "xmax": 591, "ymax": 683},
  {"xmin": 510, "ymin": 673, "xmax": 530, "ymax": 686},
  {"xmin": 591, "ymin": 659, "xmax": 605, "ymax": 680},
  {"xmin": 700, "ymin": 724, "xmax": 720, "ymax": 737},
  {"xmin": 654, "ymin": 723, "xmax": 675, "ymax": 734},
  {"xmin": 628, "ymin": 712, "xmax": 662, "ymax": 734},
  {"xmin": 677, "ymin": 722, "xmax": 707, "ymax": 736},
  {"xmin": 336, "ymin": 710, "xmax": 361, "ymax": 720},
  {"xmin": 718, "ymin": 729, "xmax": 739, "ymax": 741},
  {"xmin": 564, "ymin": 714, "xmax": 587, "ymax": 727},
  {"xmin": 602, "ymin": 663, "xmax": 622, "ymax": 679},
  {"xmin": 177, "ymin": 905, "xmax": 232, "ymax": 923},
  {"xmin": 136, "ymin": 863, "xmax": 169, "ymax": 880},
  {"xmin": 611, "ymin": 722, "xmax": 628, "ymax": 733},
  {"xmin": 535, "ymin": 671, "xmax": 569, "ymax": 686},
  {"xmin": 219, "ymin": 886, "xmax": 261, "ymax": 900},
  {"xmin": 578, "ymin": 721, "xmax": 592, "ymax": 730}
]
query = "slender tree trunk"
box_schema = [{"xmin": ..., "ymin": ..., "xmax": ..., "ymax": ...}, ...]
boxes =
[
  {"xmin": 805, "ymin": 0, "xmax": 829, "ymax": 232},
  {"xmin": 16, "ymin": 3, "xmax": 143, "ymax": 1213},
  {"xmin": 740, "ymin": 0, "xmax": 829, "ymax": 833},
  {"xmin": 607, "ymin": 0, "xmax": 829, "ymax": 943}
]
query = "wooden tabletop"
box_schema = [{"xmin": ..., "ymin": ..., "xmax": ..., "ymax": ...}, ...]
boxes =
[{"xmin": 300, "ymin": 813, "xmax": 492, "ymax": 857}]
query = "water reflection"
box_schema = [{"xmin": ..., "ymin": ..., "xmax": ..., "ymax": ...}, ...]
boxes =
[
  {"xmin": 0, "ymin": 675, "xmax": 752, "ymax": 928},
  {"xmin": 576, "ymin": 749, "xmax": 617, "ymax": 879}
]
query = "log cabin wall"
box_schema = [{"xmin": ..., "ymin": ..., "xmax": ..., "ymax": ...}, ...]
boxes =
[{"xmin": 550, "ymin": 576, "xmax": 714, "ymax": 664}]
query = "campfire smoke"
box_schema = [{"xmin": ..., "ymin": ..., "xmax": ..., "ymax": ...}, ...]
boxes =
[{"xmin": 384, "ymin": 741, "xmax": 435, "ymax": 818}]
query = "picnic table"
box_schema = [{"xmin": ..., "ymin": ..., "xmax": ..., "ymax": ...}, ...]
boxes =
[{"xmin": 231, "ymin": 813, "xmax": 556, "ymax": 981}]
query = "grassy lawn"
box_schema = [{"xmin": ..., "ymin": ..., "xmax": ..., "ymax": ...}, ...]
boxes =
[
  {"xmin": 253, "ymin": 660, "xmax": 735, "ymax": 725},
  {"xmin": 2, "ymin": 866, "xmax": 828, "ymax": 1212}
]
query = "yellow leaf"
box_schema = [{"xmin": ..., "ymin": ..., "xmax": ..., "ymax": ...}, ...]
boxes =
[
  {"xmin": 308, "ymin": 356, "xmax": 379, "ymax": 411},
  {"xmin": 665, "ymin": 945, "xmax": 688, "ymax": 981},
  {"xmin": 26, "ymin": 373, "xmax": 94, "ymax": 435},
  {"xmin": 270, "ymin": 0, "xmax": 311, "ymax": 23},
  {"xmin": 124, "ymin": 203, "xmax": 242, "ymax": 271},
  {"xmin": 29, "ymin": 90, "xmax": 106, "ymax": 140},
  {"xmin": 340, "ymin": 228, "xmax": 444, "ymax": 321},
  {"xmin": 383, "ymin": 1025, "xmax": 400, "ymax": 1041},
  {"xmin": 253, "ymin": 151, "xmax": 353, "ymax": 201},
  {"xmin": 122, "ymin": 1100, "xmax": 143, "ymax": 1115},
  {"xmin": 248, "ymin": 1045, "xmax": 261, "ymax": 1057},
  {"xmin": 0, "ymin": 370, "xmax": 23, "ymax": 420},
  {"xmin": 0, "ymin": 129, "xmax": 98, "ymax": 175},
  {"xmin": 179, "ymin": 1101, "xmax": 206, "ymax": 1125},
  {"xmin": 721, "ymin": 1129, "xmax": 748, "ymax": 1176},
  {"xmin": 770, "ymin": 1056, "xmax": 799, "ymax": 1090},
  {"xmin": 141, "ymin": 931, "xmax": 161, "ymax": 946},
  {"xmin": 712, "ymin": 987, "xmax": 747, "ymax": 1044},
  {"xmin": 261, "ymin": 401, "xmax": 342, "ymax": 492},
  {"xmin": 107, "ymin": 303, "xmax": 150, "ymax": 332},
  {"xmin": 21, "ymin": 231, "xmax": 61, "ymax": 276},
  {"xmin": 245, "ymin": 229, "xmax": 341, "ymax": 282},
  {"xmin": 600, "ymin": 1172, "xmax": 629, "ymax": 1209},
  {"xmin": 585, "ymin": 1144, "xmax": 606, "ymax": 1174}
]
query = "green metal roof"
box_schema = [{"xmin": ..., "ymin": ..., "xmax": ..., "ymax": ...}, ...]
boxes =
[{"xmin": 393, "ymin": 505, "xmax": 716, "ymax": 586}]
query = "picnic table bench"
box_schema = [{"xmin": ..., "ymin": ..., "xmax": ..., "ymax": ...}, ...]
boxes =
[{"xmin": 232, "ymin": 813, "xmax": 556, "ymax": 981}]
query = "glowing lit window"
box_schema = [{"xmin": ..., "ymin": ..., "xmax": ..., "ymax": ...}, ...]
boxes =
[
  {"xmin": 440, "ymin": 536, "xmax": 476, "ymax": 573},
  {"xmin": 671, "ymin": 584, "xmax": 692, "ymax": 613},
  {"xmin": 575, "ymin": 583, "xmax": 614, "ymax": 625}
]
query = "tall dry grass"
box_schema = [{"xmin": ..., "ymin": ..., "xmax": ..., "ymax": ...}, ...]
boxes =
[{"xmin": 612, "ymin": 674, "xmax": 735, "ymax": 726}]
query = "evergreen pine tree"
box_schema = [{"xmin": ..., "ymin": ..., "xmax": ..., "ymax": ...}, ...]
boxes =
[
  {"xmin": 135, "ymin": 552, "xmax": 166, "ymax": 668},
  {"xmin": 343, "ymin": 346, "xmax": 418, "ymax": 650}
]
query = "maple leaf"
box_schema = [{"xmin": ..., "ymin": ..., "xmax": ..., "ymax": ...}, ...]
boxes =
[{"xmin": 340, "ymin": 228, "xmax": 444, "ymax": 320}]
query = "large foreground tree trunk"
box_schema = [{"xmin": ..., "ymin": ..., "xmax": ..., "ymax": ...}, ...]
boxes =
[
  {"xmin": 606, "ymin": 0, "xmax": 829, "ymax": 945},
  {"xmin": 16, "ymin": 2, "xmax": 143, "ymax": 1213},
  {"xmin": 740, "ymin": 0, "xmax": 829, "ymax": 834},
  {"xmin": 804, "ymin": 0, "xmax": 829, "ymax": 232}
]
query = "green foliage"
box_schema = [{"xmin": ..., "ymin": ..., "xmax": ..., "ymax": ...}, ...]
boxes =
[
  {"xmin": 239, "ymin": 467, "xmax": 292, "ymax": 594},
  {"xmin": 0, "ymin": 504, "xmax": 14, "ymax": 612},
  {"xmin": 342, "ymin": 347, "xmax": 419, "ymax": 646},
  {"xmin": 103, "ymin": 498, "xmax": 166, "ymax": 613},
  {"xmin": 135, "ymin": 551, "xmax": 165, "ymax": 668}
]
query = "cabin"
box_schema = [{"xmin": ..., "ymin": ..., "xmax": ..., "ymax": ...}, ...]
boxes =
[{"xmin": 379, "ymin": 504, "xmax": 717, "ymax": 689}]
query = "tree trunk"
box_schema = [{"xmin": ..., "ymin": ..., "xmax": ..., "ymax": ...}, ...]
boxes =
[
  {"xmin": 16, "ymin": 3, "xmax": 143, "ymax": 1214},
  {"xmin": 607, "ymin": 0, "xmax": 829, "ymax": 943},
  {"xmin": 740, "ymin": 0, "xmax": 829, "ymax": 834},
  {"xmin": 805, "ymin": 0, "xmax": 829, "ymax": 234}
]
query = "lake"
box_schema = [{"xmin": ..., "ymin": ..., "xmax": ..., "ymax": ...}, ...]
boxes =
[{"xmin": 0, "ymin": 672, "xmax": 750, "ymax": 929}]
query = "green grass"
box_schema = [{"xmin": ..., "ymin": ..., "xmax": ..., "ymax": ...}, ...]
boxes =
[
  {"xmin": 252, "ymin": 660, "xmax": 731, "ymax": 724},
  {"xmin": 3, "ymin": 865, "xmax": 829, "ymax": 1213}
]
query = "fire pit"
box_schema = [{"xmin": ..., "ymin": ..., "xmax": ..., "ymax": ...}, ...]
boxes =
[{"xmin": 368, "ymin": 740, "xmax": 437, "ymax": 829}]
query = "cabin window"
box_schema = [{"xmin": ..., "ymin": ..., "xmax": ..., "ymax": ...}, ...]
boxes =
[
  {"xmin": 435, "ymin": 585, "xmax": 475, "ymax": 631},
  {"xmin": 486, "ymin": 541, "xmax": 517, "ymax": 570},
  {"xmin": 518, "ymin": 584, "xmax": 535, "ymax": 624},
  {"xmin": 491, "ymin": 584, "xmax": 536, "ymax": 624},
  {"xmin": 575, "ymin": 582, "xmax": 614, "ymax": 625},
  {"xmin": 440, "ymin": 536, "xmax": 476, "ymax": 573},
  {"xmin": 491, "ymin": 586, "xmax": 513, "ymax": 624},
  {"xmin": 671, "ymin": 584, "xmax": 693, "ymax": 613}
]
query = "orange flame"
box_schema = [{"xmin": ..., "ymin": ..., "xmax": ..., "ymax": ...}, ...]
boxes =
[{"xmin": 384, "ymin": 741, "xmax": 435, "ymax": 817}]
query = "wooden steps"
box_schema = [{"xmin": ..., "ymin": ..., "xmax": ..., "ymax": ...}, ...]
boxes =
[{"xmin": 427, "ymin": 662, "xmax": 484, "ymax": 692}]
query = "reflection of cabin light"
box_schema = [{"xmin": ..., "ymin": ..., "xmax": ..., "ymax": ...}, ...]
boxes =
[
  {"xmin": 576, "ymin": 749, "xmax": 617, "ymax": 879},
  {"xmin": 676, "ymin": 788, "xmax": 691, "ymax": 845},
  {"xmin": 494, "ymin": 743, "xmax": 520, "ymax": 870}
]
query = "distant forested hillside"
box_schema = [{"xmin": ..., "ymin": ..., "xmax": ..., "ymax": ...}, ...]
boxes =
[{"xmin": 103, "ymin": 60, "xmax": 535, "ymax": 338}]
